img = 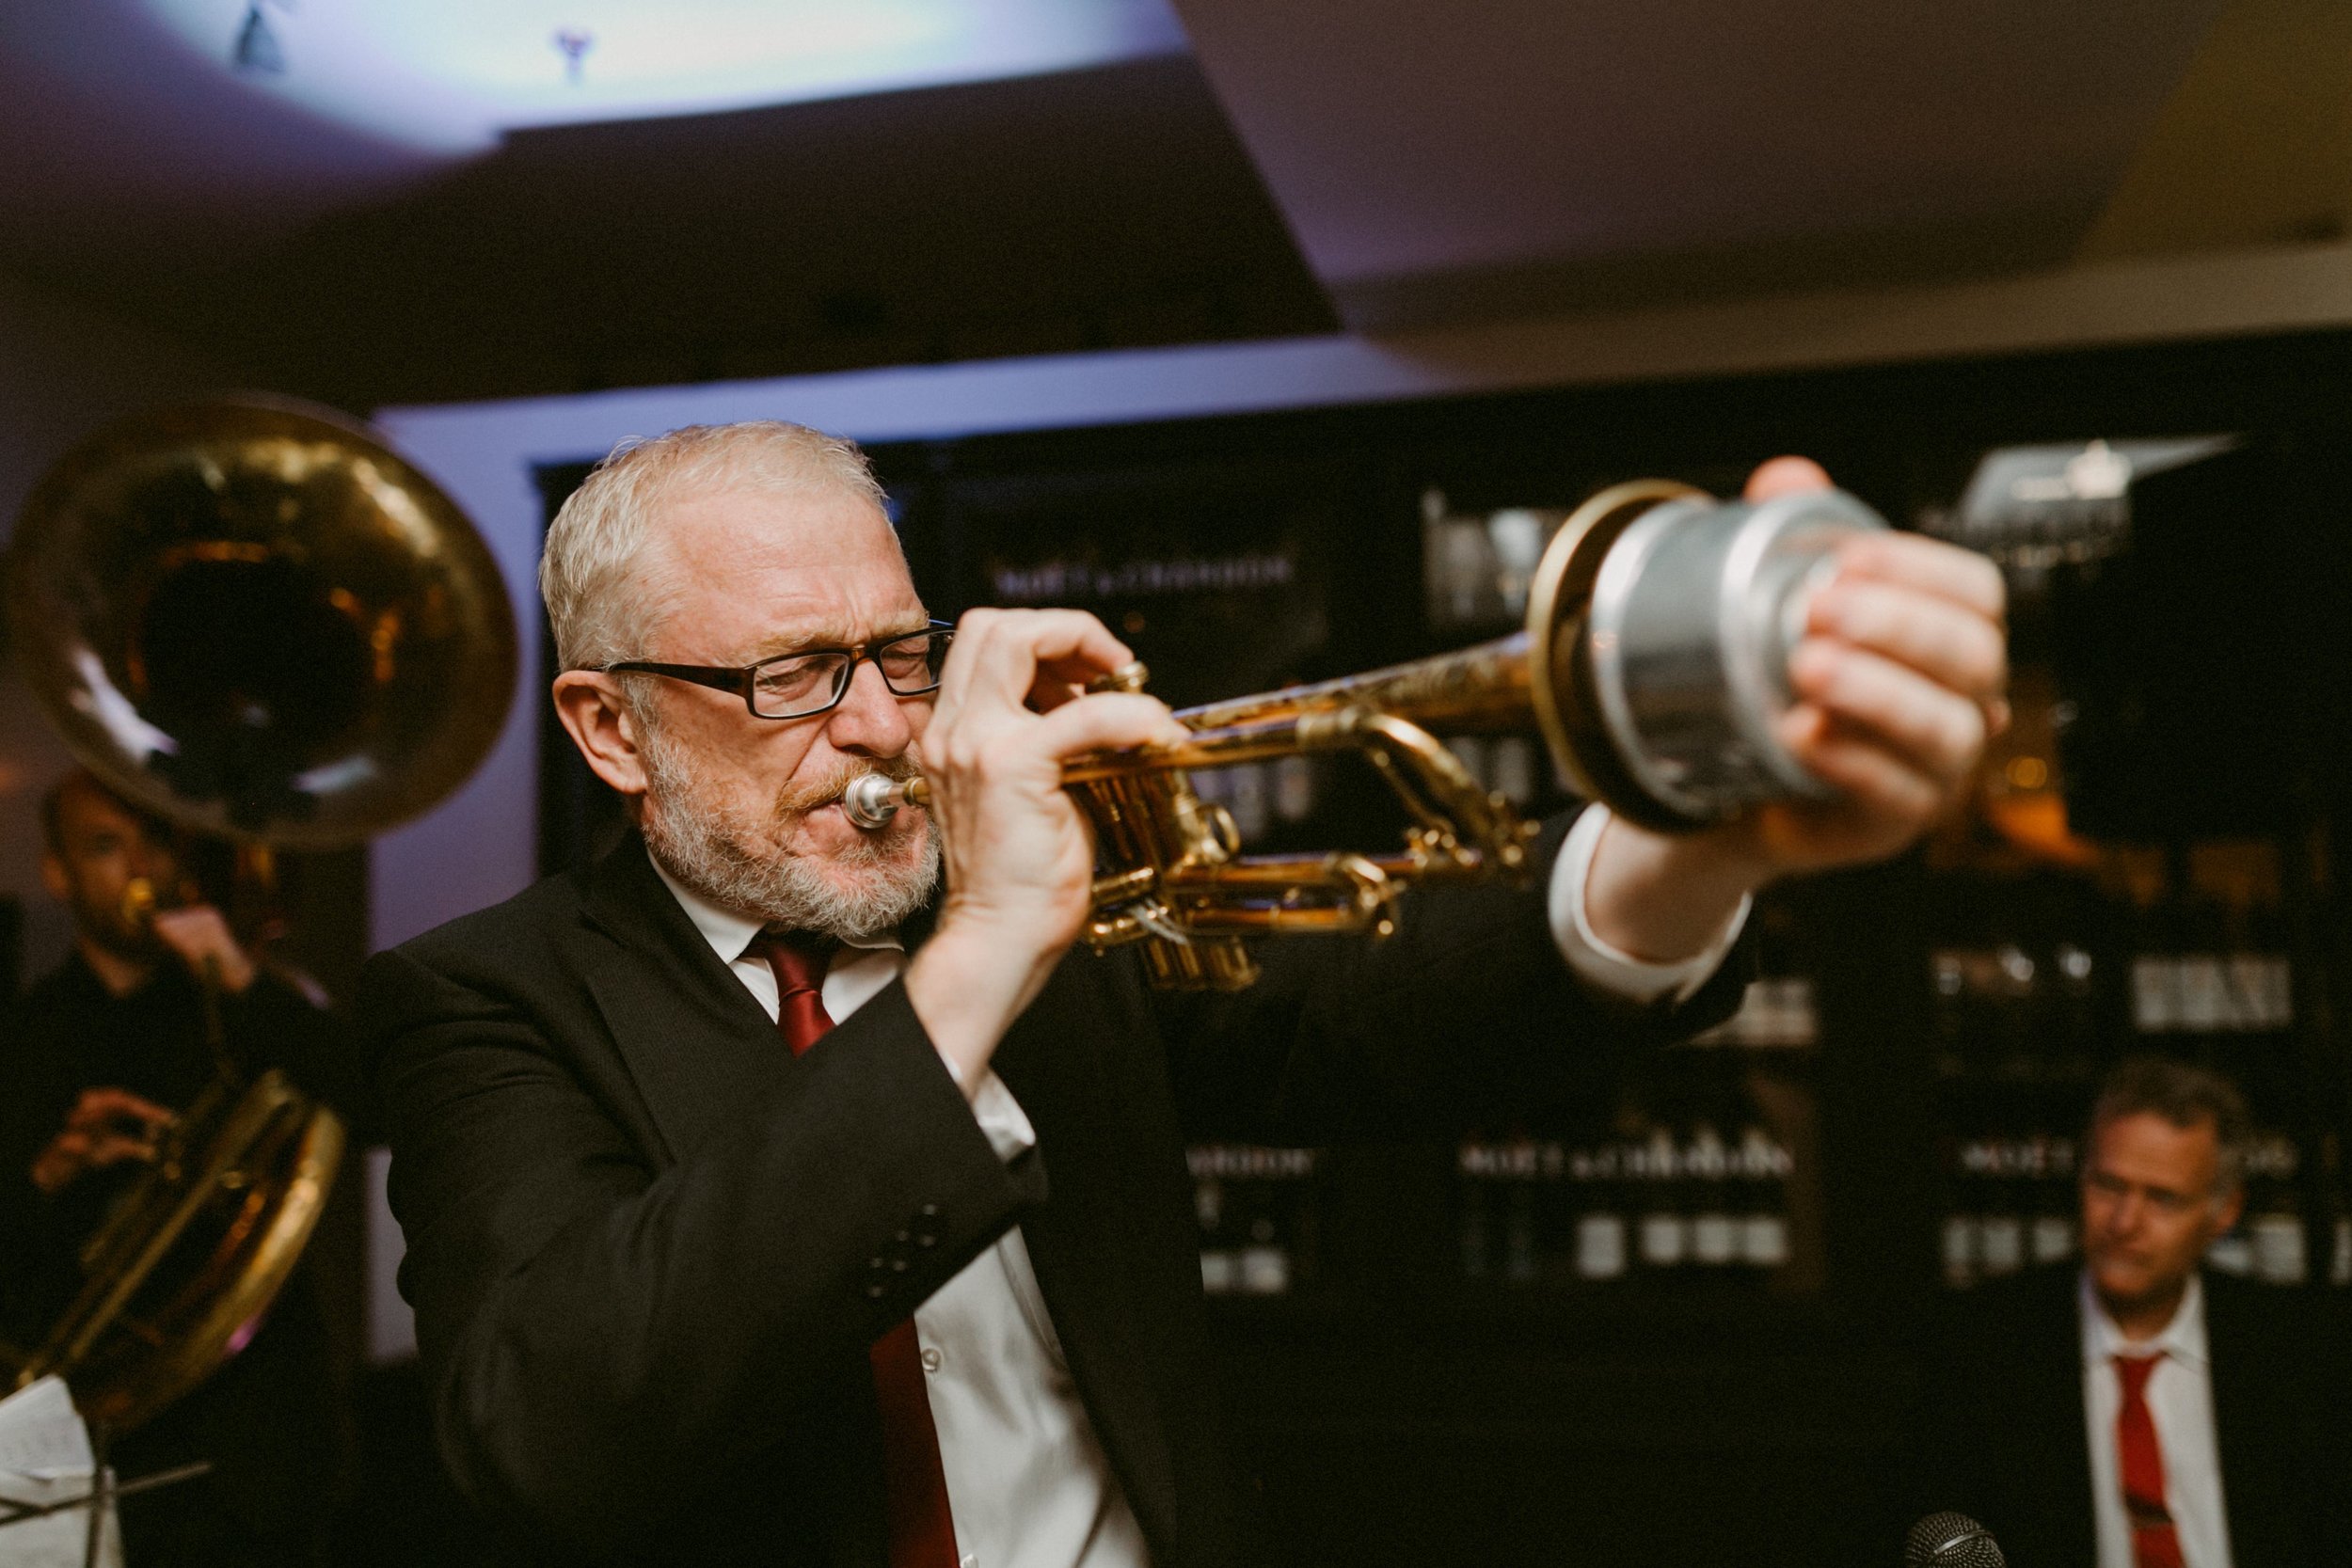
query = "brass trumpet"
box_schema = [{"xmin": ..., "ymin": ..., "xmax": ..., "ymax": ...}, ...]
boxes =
[{"xmin": 845, "ymin": 481, "xmax": 1888, "ymax": 991}]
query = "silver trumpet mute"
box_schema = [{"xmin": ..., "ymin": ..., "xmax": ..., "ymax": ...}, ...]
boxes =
[{"xmin": 840, "ymin": 771, "xmax": 930, "ymax": 831}]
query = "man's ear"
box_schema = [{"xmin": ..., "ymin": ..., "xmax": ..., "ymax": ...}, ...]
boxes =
[
  {"xmin": 551, "ymin": 673, "xmax": 653, "ymax": 800},
  {"xmin": 39, "ymin": 849, "xmax": 69, "ymax": 904}
]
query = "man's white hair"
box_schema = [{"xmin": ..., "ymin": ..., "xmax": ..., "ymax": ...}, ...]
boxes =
[{"xmin": 538, "ymin": 420, "xmax": 890, "ymax": 673}]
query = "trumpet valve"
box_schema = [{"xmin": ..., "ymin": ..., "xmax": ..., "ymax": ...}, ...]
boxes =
[
  {"xmin": 1171, "ymin": 789, "xmax": 1240, "ymax": 863},
  {"xmin": 1086, "ymin": 659, "xmax": 1151, "ymax": 695}
]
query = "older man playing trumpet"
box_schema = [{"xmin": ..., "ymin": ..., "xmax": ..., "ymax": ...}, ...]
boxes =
[{"xmin": 362, "ymin": 423, "xmax": 2005, "ymax": 1565}]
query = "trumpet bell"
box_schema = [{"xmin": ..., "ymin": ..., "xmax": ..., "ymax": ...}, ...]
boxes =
[{"xmin": 1530, "ymin": 481, "xmax": 1887, "ymax": 832}]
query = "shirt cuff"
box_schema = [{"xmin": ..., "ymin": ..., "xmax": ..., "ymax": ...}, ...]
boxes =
[
  {"xmin": 964, "ymin": 1069, "xmax": 1039, "ymax": 1164},
  {"xmin": 1548, "ymin": 804, "xmax": 1748, "ymax": 1006}
]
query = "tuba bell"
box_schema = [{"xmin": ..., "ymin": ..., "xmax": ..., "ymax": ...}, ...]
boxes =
[{"xmin": 2, "ymin": 396, "xmax": 517, "ymax": 1430}]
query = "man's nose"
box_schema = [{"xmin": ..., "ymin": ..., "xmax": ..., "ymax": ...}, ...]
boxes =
[{"xmin": 823, "ymin": 657, "xmax": 914, "ymax": 755}]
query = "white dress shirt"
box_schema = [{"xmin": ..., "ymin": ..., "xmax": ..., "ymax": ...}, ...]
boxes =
[
  {"xmin": 2080, "ymin": 1271, "xmax": 2233, "ymax": 1568},
  {"xmin": 653, "ymin": 801, "xmax": 1742, "ymax": 1568}
]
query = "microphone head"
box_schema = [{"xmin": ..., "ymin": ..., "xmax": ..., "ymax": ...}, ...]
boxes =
[{"xmin": 1905, "ymin": 1512, "xmax": 2006, "ymax": 1568}]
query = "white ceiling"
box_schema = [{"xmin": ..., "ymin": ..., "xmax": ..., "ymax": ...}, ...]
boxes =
[
  {"xmin": 134, "ymin": 0, "xmax": 1185, "ymax": 151},
  {"xmin": 1172, "ymin": 0, "xmax": 2233, "ymax": 325},
  {"xmin": 6, "ymin": 0, "xmax": 2344, "ymax": 403}
]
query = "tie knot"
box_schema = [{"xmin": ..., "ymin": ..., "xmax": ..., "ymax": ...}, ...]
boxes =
[
  {"xmin": 2114, "ymin": 1351, "xmax": 2165, "ymax": 1397},
  {"xmin": 750, "ymin": 929, "xmax": 833, "ymax": 994}
]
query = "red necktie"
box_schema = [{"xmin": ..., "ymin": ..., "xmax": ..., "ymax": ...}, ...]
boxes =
[
  {"xmin": 2114, "ymin": 1353, "xmax": 2185, "ymax": 1568},
  {"xmin": 749, "ymin": 931, "xmax": 961, "ymax": 1568}
]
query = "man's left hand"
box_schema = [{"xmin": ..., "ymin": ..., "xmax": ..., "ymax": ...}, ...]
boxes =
[
  {"xmin": 151, "ymin": 906, "xmax": 257, "ymax": 994},
  {"xmin": 1728, "ymin": 456, "xmax": 2008, "ymax": 877},
  {"xmin": 1582, "ymin": 457, "xmax": 2007, "ymax": 963}
]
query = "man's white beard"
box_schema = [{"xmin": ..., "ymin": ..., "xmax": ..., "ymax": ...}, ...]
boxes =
[{"xmin": 637, "ymin": 720, "xmax": 939, "ymax": 942}]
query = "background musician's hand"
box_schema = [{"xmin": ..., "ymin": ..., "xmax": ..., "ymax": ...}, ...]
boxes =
[
  {"xmin": 29, "ymin": 1085, "xmax": 176, "ymax": 1196},
  {"xmin": 1584, "ymin": 456, "xmax": 2008, "ymax": 962},
  {"xmin": 904, "ymin": 608, "xmax": 1188, "ymax": 1088},
  {"xmin": 151, "ymin": 904, "xmax": 257, "ymax": 994}
]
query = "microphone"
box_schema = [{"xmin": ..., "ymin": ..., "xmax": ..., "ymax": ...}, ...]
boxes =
[{"xmin": 1905, "ymin": 1512, "xmax": 2005, "ymax": 1568}]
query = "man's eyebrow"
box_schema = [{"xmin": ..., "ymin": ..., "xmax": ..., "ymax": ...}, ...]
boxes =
[{"xmin": 743, "ymin": 621, "xmax": 933, "ymax": 660}]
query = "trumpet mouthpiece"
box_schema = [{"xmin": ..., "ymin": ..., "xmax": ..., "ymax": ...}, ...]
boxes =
[
  {"xmin": 840, "ymin": 772, "xmax": 927, "ymax": 831},
  {"xmin": 120, "ymin": 877, "xmax": 159, "ymax": 927}
]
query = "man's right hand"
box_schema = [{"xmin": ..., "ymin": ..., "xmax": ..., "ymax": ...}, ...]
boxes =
[
  {"xmin": 903, "ymin": 609, "xmax": 1187, "ymax": 1092},
  {"xmin": 29, "ymin": 1086, "xmax": 175, "ymax": 1196}
]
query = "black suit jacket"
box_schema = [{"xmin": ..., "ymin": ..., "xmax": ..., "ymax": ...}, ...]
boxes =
[
  {"xmin": 1919, "ymin": 1263, "xmax": 2352, "ymax": 1568},
  {"xmin": 359, "ymin": 816, "xmax": 1744, "ymax": 1565}
]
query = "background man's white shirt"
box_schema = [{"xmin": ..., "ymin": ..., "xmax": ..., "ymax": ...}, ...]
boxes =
[
  {"xmin": 2080, "ymin": 1270, "xmax": 2233, "ymax": 1568},
  {"xmin": 654, "ymin": 801, "xmax": 1741, "ymax": 1568}
]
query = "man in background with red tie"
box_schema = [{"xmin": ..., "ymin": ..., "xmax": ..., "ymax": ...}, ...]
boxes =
[
  {"xmin": 361, "ymin": 421, "xmax": 2008, "ymax": 1564},
  {"xmin": 1922, "ymin": 1058, "xmax": 2352, "ymax": 1568}
]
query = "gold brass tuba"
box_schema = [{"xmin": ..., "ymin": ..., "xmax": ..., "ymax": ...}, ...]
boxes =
[
  {"xmin": 3, "ymin": 396, "xmax": 517, "ymax": 1430},
  {"xmin": 843, "ymin": 480, "xmax": 1888, "ymax": 990}
]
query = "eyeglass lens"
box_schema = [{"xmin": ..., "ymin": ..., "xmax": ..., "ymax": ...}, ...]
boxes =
[{"xmin": 751, "ymin": 631, "xmax": 950, "ymax": 718}]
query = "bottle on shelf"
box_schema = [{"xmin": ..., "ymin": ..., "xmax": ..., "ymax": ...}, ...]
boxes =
[
  {"xmin": 1456, "ymin": 1134, "xmax": 1559, "ymax": 1287},
  {"xmin": 1686, "ymin": 1120, "xmax": 1739, "ymax": 1268},
  {"xmin": 2028, "ymin": 1132, "xmax": 2078, "ymax": 1265},
  {"xmin": 1976, "ymin": 1132, "xmax": 2027, "ymax": 1280},
  {"xmin": 1941, "ymin": 1144, "xmax": 1979, "ymax": 1291},
  {"xmin": 1633, "ymin": 1118, "xmax": 1691, "ymax": 1272},
  {"xmin": 1486, "ymin": 734, "xmax": 1540, "ymax": 810},
  {"xmin": 1188, "ymin": 1144, "xmax": 1321, "ymax": 1297},
  {"xmin": 1270, "ymin": 753, "xmax": 1317, "ymax": 825},
  {"xmin": 1735, "ymin": 1124, "xmax": 1794, "ymax": 1271},
  {"xmin": 2239, "ymin": 1131, "xmax": 2304, "ymax": 1286},
  {"xmin": 1458, "ymin": 1145, "xmax": 1493, "ymax": 1282},
  {"xmin": 1568, "ymin": 1137, "xmax": 1630, "ymax": 1283}
]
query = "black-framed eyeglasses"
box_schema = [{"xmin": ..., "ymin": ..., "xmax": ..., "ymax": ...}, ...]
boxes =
[{"xmin": 601, "ymin": 622, "xmax": 954, "ymax": 721}]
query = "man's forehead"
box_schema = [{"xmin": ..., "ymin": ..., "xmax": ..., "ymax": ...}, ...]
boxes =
[
  {"xmin": 658, "ymin": 483, "xmax": 900, "ymax": 574},
  {"xmin": 57, "ymin": 785, "xmax": 157, "ymax": 841},
  {"xmin": 652, "ymin": 480, "xmax": 924, "ymax": 650},
  {"xmin": 2092, "ymin": 1112, "xmax": 2219, "ymax": 1178}
]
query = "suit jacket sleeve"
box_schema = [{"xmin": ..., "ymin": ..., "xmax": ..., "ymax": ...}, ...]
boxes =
[
  {"xmin": 362, "ymin": 929, "xmax": 1045, "ymax": 1557},
  {"xmin": 1157, "ymin": 809, "xmax": 1754, "ymax": 1140}
]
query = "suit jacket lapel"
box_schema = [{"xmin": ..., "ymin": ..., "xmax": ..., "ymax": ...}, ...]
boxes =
[{"xmin": 575, "ymin": 831, "xmax": 796, "ymax": 1163}]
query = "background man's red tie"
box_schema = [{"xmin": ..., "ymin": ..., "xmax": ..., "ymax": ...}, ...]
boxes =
[
  {"xmin": 752, "ymin": 931, "xmax": 961, "ymax": 1568},
  {"xmin": 2114, "ymin": 1352, "xmax": 2185, "ymax": 1568}
]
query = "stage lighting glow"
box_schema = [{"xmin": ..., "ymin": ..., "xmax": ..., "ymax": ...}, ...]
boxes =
[{"xmin": 142, "ymin": 0, "xmax": 1189, "ymax": 150}]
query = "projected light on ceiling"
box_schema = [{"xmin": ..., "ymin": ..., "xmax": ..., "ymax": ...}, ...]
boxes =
[{"xmin": 143, "ymin": 0, "xmax": 1191, "ymax": 151}]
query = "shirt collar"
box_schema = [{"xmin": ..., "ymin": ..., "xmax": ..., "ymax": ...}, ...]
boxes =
[
  {"xmin": 2080, "ymin": 1266, "xmax": 2211, "ymax": 1370},
  {"xmin": 646, "ymin": 853, "xmax": 903, "ymax": 967}
]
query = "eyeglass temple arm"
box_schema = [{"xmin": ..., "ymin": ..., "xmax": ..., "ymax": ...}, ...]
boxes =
[{"xmin": 599, "ymin": 661, "xmax": 752, "ymax": 698}]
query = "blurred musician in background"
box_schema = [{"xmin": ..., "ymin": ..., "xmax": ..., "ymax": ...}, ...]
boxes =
[
  {"xmin": 0, "ymin": 769, "xmax": 354, "ymax": 1567},
  {"xmin": 361, "ymin": 422, "xmax": 2006, "ymax": 1564},
  {"xmin": 1922, "ymin": 1057, "xmax": 2352, "ymax": 1568}
]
